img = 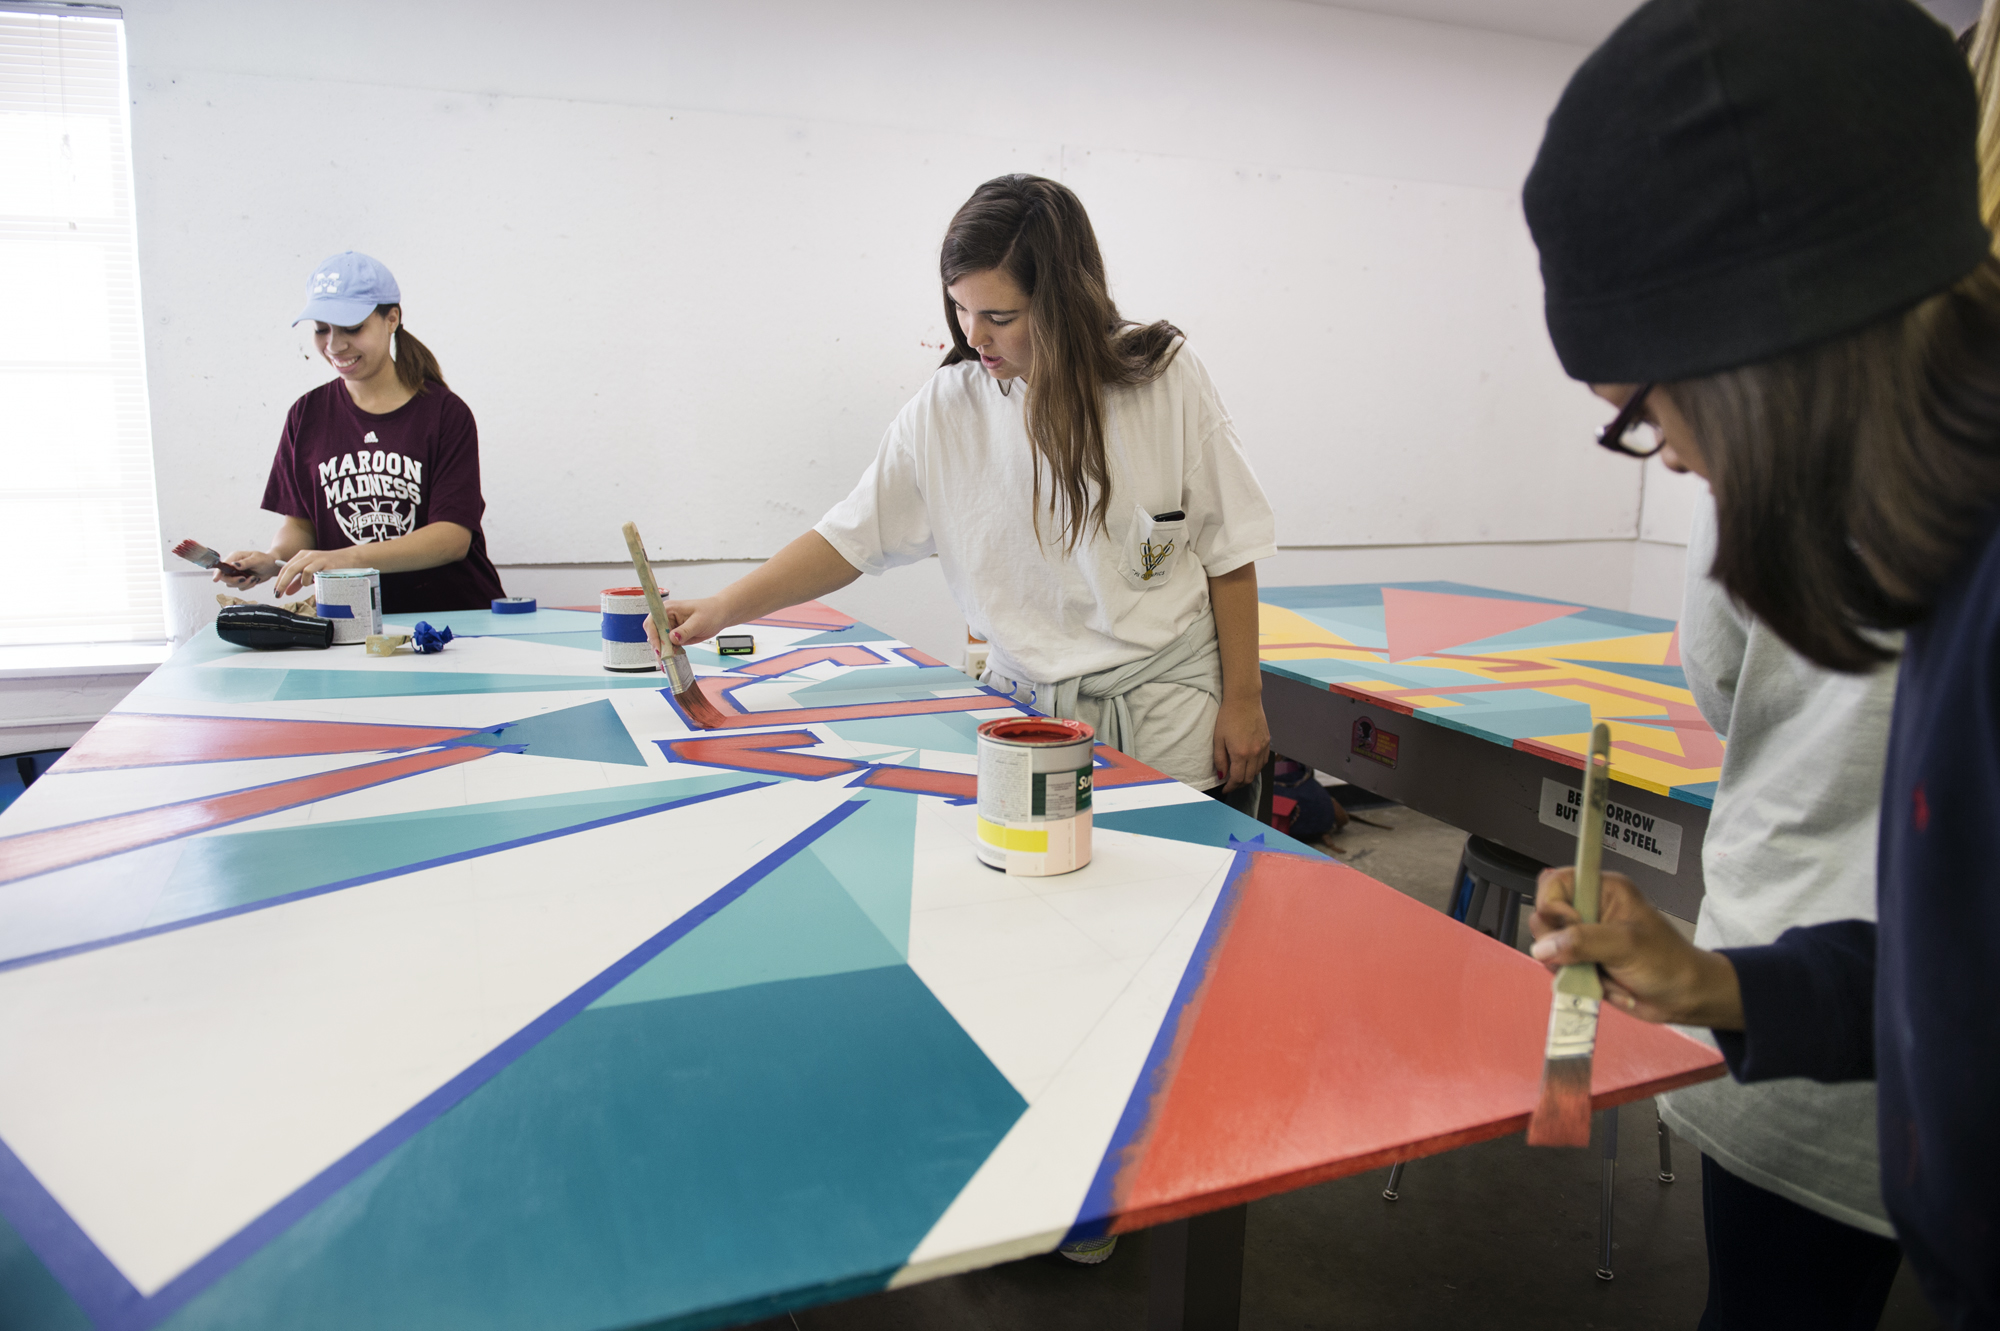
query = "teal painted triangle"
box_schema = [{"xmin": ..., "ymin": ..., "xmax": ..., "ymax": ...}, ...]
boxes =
[
  {"xmin": 270, "ymin": 669, "xmax": 671, "ymax": 701},
  {"xmin": 790, "ymin": 622, "xmax": 892, "ymax": 645},
  {"xmin": 453, "ymin": 699, "xmax": 647, "ymax": 766},
  {"xmin": 811, "ymin": 791, "xmax": 918, "ymax": 957},
  {"xmin": 826, "ymin": 713, "xmax": 984, "ymax": 755},
  {"xmin": 591, "ymin": 837, "xmax": 904, "ymax": 1008},
  {"xmin": 1096, "ymin": 799, "xmax": 1328, "ymax": 856},
  {"xmin": 1559, "ymin": 658, "xmax": 1689, "ymax": 688},
  {"xmin": 188, "ymin": 968, "xmax": 1022, "ymax": 1331},
  {"xmin": 146, "ymin": 773, "xmax": 755, "ymax": 928}
]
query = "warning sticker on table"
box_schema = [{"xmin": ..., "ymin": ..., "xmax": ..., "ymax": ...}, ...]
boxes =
[
  {"xmin": 1539, "ymin": 777, "xmax": 1683, "ymax": 874},
  {"xmin": 1352, "ymin": 717, "xmax": 1399, "ymax": 768}
]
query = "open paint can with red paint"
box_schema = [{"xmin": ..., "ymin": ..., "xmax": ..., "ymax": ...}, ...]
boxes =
[{"xmin": 975, "ymin": 717, "xmax": 1095, "ymax": 876}]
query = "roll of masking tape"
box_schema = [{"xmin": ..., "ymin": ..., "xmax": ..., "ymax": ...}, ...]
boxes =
[{"xmin": 491, "ymin": 597, "xmax": 536, "ymax": 614}]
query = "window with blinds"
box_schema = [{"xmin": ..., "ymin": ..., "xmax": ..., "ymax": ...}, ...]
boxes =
[{"xmin": 0, "ymin": 3, "xmax": 164, "ymax": 646}]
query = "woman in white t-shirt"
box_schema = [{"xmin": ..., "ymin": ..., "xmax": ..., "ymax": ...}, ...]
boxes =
[{"xmin": 656, "ymin": 173, "xmax": 1278, "ymax": 800}]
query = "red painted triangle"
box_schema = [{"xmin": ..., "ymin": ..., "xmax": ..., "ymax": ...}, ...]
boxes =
[
  {"xmin": 1380, "ymin": 587, "xmax": 1583, "ymax": 662},
  {"xmin": 59, "ymin": 713, "xmax": 480, "ymax": 771},
  {"xmin": 1665, "ymin": 624, "xmax": 1682, "ymax": 666}
]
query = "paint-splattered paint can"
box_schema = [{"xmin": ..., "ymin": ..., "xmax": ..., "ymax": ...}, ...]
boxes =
[
  {"xmin": 975, "ymin": 716, "xmax": 1095, "ymax": 876},
  {"xmin": 314, "ymin": 568, "xmax": 381, "ymax": 644},
  {"xmin": 601, "ymin": 587, "xmax": 656, "ymax": 672}
]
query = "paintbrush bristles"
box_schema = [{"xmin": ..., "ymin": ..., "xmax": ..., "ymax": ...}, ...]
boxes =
[{"xmin": 1526, "ymin": 1055, "xmax": 1594, "ymax": 1147}]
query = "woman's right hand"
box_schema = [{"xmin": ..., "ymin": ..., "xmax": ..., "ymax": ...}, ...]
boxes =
[
  {"xmin": 644, "ymin": 595, "xmax": 733, "ymax": 652},
  {"xmin": 1529, "ymin": 867, "xmax": 1745, "ymax": 1029},
  {"xmin": 214, "ymin": 552, "xmax": 280, "ymax": 589}
]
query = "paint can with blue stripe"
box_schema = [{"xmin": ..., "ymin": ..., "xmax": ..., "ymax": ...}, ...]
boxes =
[
  {"xmin": 314, "ymin": 568, "xmax": 381, "ymax": 644},
  {"xmin": 601, "ymin": 587, "xmax": 656, "ymax": 672},
  {"xmin": 975, "ymin": 717, "xmax": 1095, "ymax": 876}
]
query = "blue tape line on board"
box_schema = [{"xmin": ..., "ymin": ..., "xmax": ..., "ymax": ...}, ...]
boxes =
[
  {"xmin": 491, "ymin": 597, "xmax": 536, "ymax": 614},
  {"xmin": 601, "ymin": 611, "xmax": 649, "ymax": 644}
]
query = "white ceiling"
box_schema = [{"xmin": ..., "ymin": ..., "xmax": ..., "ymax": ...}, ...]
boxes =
[{"xmin": 1296, "ymin": 0, "xmax": 1979, "ymax": 48}]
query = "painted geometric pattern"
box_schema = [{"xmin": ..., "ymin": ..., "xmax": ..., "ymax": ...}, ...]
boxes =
[
  {"xmin": 1260, "ymin": 582, "xmax": 1723, "ymax": 807},
  {"xmin": 0, "ymin": 600, "xmax": 1722, "ymax": 1331}
]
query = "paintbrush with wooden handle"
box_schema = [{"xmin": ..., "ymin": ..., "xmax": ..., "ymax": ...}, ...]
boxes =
[
  {"xmin": 1527, "ymin": 721, "xmax": 1613, "ymax": 1148},
  {"xmin": 621, "ymin": 522, "xmax": 727, "ymax": 730}
]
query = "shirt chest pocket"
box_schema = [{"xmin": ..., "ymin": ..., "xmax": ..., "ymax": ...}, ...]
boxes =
[{"xmin": 1119, "ymin": 503, "xmax": 1188, "ymax": 591}]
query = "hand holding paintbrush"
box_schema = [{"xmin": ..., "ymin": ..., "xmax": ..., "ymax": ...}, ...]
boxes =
[
  {"xmin": 621, "ymin": 521, "xmax": 728, "ymax": 730},
  {"xmin": 1526, "ymin": 722, "xmax": 1613, "ymax": 1148}
]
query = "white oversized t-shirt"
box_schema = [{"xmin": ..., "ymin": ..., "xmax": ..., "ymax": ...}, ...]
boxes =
[{"xmin": 815, "ymin": 344, "xmax": 1277, "ymax": 684}]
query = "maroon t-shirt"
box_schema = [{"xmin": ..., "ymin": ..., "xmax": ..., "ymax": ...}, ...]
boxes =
[{"xmin": 261, "ymin": 381, "xmax": 506, "ymax": 614}]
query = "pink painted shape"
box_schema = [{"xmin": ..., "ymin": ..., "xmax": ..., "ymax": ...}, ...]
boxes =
[
  {"xmin": 1380, "ymin": 588, "xmax": 1583, "ymax": 663},
  {"xmin": 1665, "ymin": 624, "xmax": 1683, "ymax": 666},
  {"xmin": 746, "ymin": 599, "xmax": 856, "ymax": 631}
]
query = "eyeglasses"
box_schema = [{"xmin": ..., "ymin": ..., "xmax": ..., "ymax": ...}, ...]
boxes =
[{"xmin": 1596, "ymin": 383, "xmax": 1663, "ymax": 458}]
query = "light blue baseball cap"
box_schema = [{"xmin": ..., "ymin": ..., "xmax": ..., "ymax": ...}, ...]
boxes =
[{"xmin": 292, "ymin": 251, "xmax": 400, "ymax": 327}]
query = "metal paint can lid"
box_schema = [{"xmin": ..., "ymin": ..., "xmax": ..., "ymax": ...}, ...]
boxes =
[{"xmin": 316, "ymin": 567, "xmax": 380, "ymax": 578}]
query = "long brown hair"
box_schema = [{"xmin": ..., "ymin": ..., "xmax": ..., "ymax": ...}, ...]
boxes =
[
  {"xmin": 1669, "ymin": 257, "xmax": 2000, "ymax": 673},
  {"xmin": 374, "ymin": 303, "xmax": 446, "ymax": 393},
  {"xmin": 940, "ymin": 175, "xmax": 1180, "ymax": 550}
]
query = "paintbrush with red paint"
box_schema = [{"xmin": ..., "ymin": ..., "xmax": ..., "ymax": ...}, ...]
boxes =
[
  {"xmin": 170, "ymin": 538, "xmax": 250, "ymax": 580},
  {"xmin": 1527, "ymin": 721, "xmax": 1613, "ymax": 1148},
  {"xmin": 621, "ymin": 521, "xmax": 728, "ymax": 730}
]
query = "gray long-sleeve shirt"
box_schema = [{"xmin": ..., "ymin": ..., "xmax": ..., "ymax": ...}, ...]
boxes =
[{"xmin": 1654, "ymin": 498, "xmax": 1897, "ymax": 1236}]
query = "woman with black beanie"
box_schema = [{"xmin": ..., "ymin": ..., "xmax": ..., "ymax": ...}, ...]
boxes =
[{"xmin": 1520, "ymin": 0, "xmax": 2000, "ymax": 1325}]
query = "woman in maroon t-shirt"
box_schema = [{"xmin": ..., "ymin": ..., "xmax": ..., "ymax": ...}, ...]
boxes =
[{"xmin": 215, "ymin": 251, "xmax": 505, "ymax": 614}]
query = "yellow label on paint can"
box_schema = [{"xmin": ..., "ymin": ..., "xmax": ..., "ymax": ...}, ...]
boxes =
[{"xmin": 975, "ymin": 717, "xmax": 1095, "ymax": 876}]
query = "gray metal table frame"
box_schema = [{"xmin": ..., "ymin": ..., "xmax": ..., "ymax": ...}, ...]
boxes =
[{"xmin": 1263, "ymin": 671, "xmax": 1709, "ymax": 921}]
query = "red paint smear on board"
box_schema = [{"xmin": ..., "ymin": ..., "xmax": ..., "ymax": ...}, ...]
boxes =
[
  {"xmin": 1380, "ymin": 588, "xmax": 1583, "ymax": 662},
  {"xmin": 664, "ymin": 731, "xmax": 860, "ymax": 779},
  {"xmin": 730, "ymin": 646, "xmax": 889, "ymax": 678},
  {"xmin": 0, "ymin": 746, "xmax": 493, "ymax": 886},
  {"xmin": 679, "ymin": 679, "xmax": 1001, "ymax": 730},
  {"xmin": 1106, "ymin": 852, "xmax": 1722, "ymax": 1231},
  {"xmin": 57, "ymin": 713, "xmax": 480, "ymax": 772}
]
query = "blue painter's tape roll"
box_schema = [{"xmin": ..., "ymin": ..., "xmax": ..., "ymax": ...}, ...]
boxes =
[
  {"xmin": 491, "ymin": 597, "xmax": 536, "ymax": 614},
  {"xmin": 601, "ymin": 611, "xmax": 650, "ymax": 644}
]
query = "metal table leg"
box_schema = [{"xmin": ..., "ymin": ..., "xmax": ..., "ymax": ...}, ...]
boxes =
[
  {"xmin": 1148, "ymin": 1205, "xmax": 1248, "ymax": 1331},
  {"xmin": 1657, "ymin": 1107, "xmax": 1676, "ymax": 1183},
  {"xmin": 1596, "ymin": 1107, "xmax": 1618, "ymax": 1281}
]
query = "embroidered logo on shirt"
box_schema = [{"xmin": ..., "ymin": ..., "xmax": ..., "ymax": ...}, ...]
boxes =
[
  {"xmin": 317, "ymin": 449, "xmax": 421, "ymax": 545},
  {"xmin": 363, "ymin": 431, "xmax": 378, "ymax": 444},
  {"xmin": 1138, "ymin": 537, "xmax": 1175, "ymax": 581}
]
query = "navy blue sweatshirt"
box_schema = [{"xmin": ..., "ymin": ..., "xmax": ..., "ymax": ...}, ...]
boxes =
[{"xmin": 1713, "ymin": 518, "xmax": 2000, "ymax": 1329}]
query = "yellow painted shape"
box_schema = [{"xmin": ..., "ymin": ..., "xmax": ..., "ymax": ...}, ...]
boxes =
[
  {"xmin": 1401, "ymin": 695, "xmax": 1460, "ymax": 708},
  {"xmin": 1262, "ymin": 646, "xmax": 1383, "ymax": 663},
  {"xmin": 1532, "ymin": 731, "xmax": 1718, "ymax": 794},
  {"xmin": 1504, "ymin": 632, "xmax": 1676, "ymax": 666},
  {"xmin": 1538, "ymin": 683, "xmax": 1687, "ymax": 715},
  {"xmin": 1258, "ymin": 604, "xmax": 1358, "ymax": 652},
  {"xmin": 977, "ymin": 817, "xmax": 1048, "ymax": 853}
]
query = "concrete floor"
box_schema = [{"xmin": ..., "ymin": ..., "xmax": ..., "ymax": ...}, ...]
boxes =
[{"xmin": 737, "ymin": 802, "xmax": 1943, "ymax": 1331}]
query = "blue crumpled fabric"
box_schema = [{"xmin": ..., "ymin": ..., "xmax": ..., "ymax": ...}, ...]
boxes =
[{"xmin": 411, "ymin": 621, "xmax": 454, "ymax": 654}]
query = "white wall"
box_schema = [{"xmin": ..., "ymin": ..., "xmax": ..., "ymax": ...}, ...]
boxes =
[{"xmin": 126, "ymin": 0, "xmax": 1677, "ymax": 654}]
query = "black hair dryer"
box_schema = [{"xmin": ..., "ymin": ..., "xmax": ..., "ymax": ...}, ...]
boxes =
[{"xmin": 215, "ymin": 604, "xmax": 334, "ymax": 650}]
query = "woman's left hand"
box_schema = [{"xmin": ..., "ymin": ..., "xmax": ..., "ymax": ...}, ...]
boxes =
[
  {"xmin": 1211, "ymin": 696, "xmax": 1270, "ymax": 792},
  {"xmin": 273, "ymin": 547, "xmax": 366, "ymax": 598}
]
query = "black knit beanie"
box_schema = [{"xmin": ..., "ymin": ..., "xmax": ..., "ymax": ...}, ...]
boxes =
[{"xmin": 1523, "ymin": 0, "xmax": 1989, "ymax": 385}]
